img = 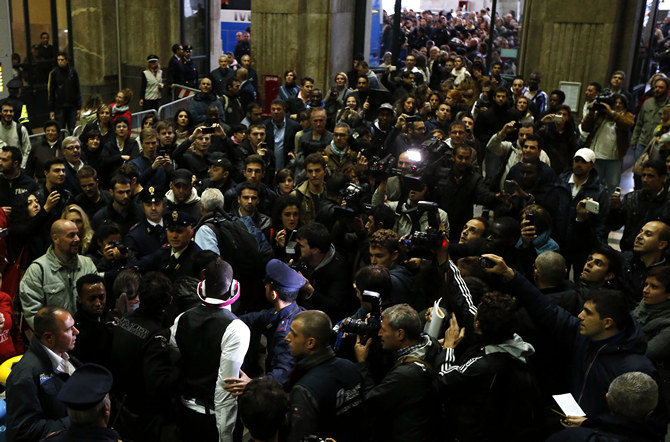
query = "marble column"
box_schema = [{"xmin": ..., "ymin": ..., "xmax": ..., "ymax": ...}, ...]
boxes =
[
  {"xmin": 71, "ymin": 0, "xmax": 180, "ymax": 104},
  {"xmin": 252, "ymin": 0, "xmax": 356, "ymax": 106},
  {"xmin": 518, "ymin": 0, "xmax": 643, "ymax": 116}
]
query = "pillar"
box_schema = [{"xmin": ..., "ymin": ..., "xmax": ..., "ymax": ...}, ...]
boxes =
[{"xmin": 252, "ymin": 0, "xmax": 356, "ymax": 105}]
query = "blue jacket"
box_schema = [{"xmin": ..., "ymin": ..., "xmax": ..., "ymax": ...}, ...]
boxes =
[
  {"xmin": 505, "ymin": 272, "xmax": 660, "ymax": 419},
  {"xmin": 188, "ymin": 92, "xmax": 225, "ymax": 125},
  {"xmin": 239, "ymin": 302, "xmax": 304, "ymax": 385}
]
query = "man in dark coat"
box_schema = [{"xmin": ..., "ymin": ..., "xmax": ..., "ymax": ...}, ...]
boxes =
[
  {"xmin": 131, "ymin": 210, "xmax": 202, "ymax": 281},
  {"xmin": 285, "ymin": 310, "xmax": 363, "ymax": 442},
  {"xmin": 487, "ymin": 255, "xmax": 668, "ymax": 439},
  {"xmin": 110, "ymin": 272, "xmax": 179, "ymax": 441},
  {"xmin": 354, "ymin": 304, "xmax": 440, "ymax": 442},
  {"xmin": 6, "ymin": 306, "xmax": 80, "ymax": 441}
]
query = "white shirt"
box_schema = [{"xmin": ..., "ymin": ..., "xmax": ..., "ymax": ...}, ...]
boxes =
[
  {"xmin": 568, "ymin": 173, "xmax": 583, "ymax": 198},
  {"xmin": 170, "ymin": 309, "xmax": 250, "ymax": 442},
  {"xmin": 41, "ymin": 343, "xmax": 76, "ymax": 376}
]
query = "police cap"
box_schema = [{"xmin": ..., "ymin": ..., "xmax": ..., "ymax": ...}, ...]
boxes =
[
  {"xmin": 265, "ymin": 259, "xmax": 306, "ymax": 291},
  {"xmin": 57, "ymin": 363, "xmax": 113, "ymax": 410}
]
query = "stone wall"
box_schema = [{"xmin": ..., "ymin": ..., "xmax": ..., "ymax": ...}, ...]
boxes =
[
  {"xmin": 518, "ymin": 0, "xmax": 643, "ymax": 116},
  {"xmin": 71, "ymin": 0, "xmax": 180, "ymax": 107},
  {"xmin": 252, "ymin": 0, "xmax": 355, "ymax": 107}
]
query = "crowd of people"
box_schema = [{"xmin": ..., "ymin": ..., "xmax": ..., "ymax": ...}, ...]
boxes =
[{"xmin": 2, "ymin": 6, "xmax": 670, "ymax": 442}]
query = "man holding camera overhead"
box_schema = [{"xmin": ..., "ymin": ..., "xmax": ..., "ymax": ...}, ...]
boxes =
[
  {"xmin": 354, "ymin": 303, "xmax": 441, "ymax": 442},
  {"xmin": 556, "ymin": 148, "xmax": 610, "ymax": 273}
]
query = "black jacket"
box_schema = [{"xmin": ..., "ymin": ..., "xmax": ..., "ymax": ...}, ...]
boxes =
[
  {"xmin": 360, "ymin": 335, "xmax": 441, "ymax": 442},
  {"xmin": 47, "ymin": 66, "xmax": 81, "ymax": 110},
  {"xmin": 6, "ymin": 337, "xmax": 80, "ymax": 441},
  {"xmin": 436, "ymin": 168, "xmax": 498, "ymax": 242},
  {"xmin": 606, "ymin": 186, "xmax": 670, "ymax": 252}
]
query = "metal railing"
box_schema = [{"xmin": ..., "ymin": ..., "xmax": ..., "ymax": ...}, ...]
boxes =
[
  {"xmin": 130, "ymin": 109, "xmax": 158, "ymax": 137},
  {"xmin": 157, "ymin": 95, "xmax": 196, "ymax": 121},
  {"xmin": 170, "ymin": 83, "xmax": 200, "ymax": 102}
]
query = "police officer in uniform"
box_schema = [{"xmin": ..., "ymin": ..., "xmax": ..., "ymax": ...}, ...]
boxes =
[
  {"xmin": 181, "ymin": 45, "xmax": 198, "ymax": 88},
  {"xmin": 130, "ymin": 210, "xmax": 202, "ymax": 281},
  {"xmin": 43, "ymin": 363, "xmax": 122, "ymax": 441},
  {"xmin": 124, "ymin": 186, "xmax": 168, "ymax": 259},
  {"xmin": 226, "ymin": 259, "xmax": 306, "ymax": 389},
  {"xmin": 110, "ymin": 271, "xmax": 179, "ymax": 442}
]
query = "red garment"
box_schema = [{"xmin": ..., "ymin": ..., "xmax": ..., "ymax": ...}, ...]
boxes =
[
  {"xmin": 0, "ymin": 291, "xmax": 24, "ymax": 362},
  {"xmin": 110, "ymin": 103, "xmax": 132, "ymax": 135}
]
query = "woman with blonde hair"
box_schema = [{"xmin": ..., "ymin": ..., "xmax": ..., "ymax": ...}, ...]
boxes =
[
  {"xmin": 333, "ymin": 72, "xmax": 351, "ymax": 102},
  {"xmin": 61, "ymin": 204, "xmax": 94, "ymax": 254}
]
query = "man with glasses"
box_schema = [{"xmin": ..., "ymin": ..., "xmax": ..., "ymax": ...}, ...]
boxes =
[{"xmin": 61, "ymin": 136, "xmax": 85, "ymax": 195}]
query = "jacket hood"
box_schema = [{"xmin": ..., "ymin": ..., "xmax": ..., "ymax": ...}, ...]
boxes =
[
  {"xmin": 313, "ymin": 244, "xmax": 336, "ymax": 271},
  {"xmin": 484, "ymin": 334, "xmax": 535, "ymax": 363},
  {"xmin": 165, "ymin": 187, "xmax": 201, "ymax": 205}
]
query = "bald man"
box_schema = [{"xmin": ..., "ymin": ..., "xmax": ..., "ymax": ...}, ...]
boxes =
[{"xmin": 19, "ymin": 219, "xmax": 97, "ymax": 328}]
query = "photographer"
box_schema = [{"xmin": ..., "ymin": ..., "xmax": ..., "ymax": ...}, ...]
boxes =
[
  {"xmin": 130, "ymin": 128, "xmax": 172, "ymax": 193},
  {"xmin": 34, "ymin": 159, "xmax": 72, "ymax": 225},
  {"xmin": 315, "ymin": 172, "xmax": 349, "ymax": 229},
  {"xmin": 354, "ymin": 303, "xmax": 441, "ymax": 442},
  {"xmin": 371, "ymin": 149, "xmax": 421, "ymax": 202},
  {"xmin": 384, "ymin": 113, "xmax": 430, "ymax": 159},
  {"xmin": 172, "ymin": 124, "xmax": 226, "ymax": 181},
  {"xmin": 371, "ymin": 174, "xmax": 449, "ymax": 238},
  {"xmin": 556, "ymin": 149, "xmax": 610, "ymax": 272},
  {"xmin": 87, "ymin": 222, "xmax": 134, "ymax": 272},
  {"xmin": 581, "ymin": 93, "xmax": 633, "ymax": 193}
]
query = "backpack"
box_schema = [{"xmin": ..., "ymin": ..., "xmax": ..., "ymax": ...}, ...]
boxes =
[{"xmin": 198, "ymin": 210, "xmax": 271, "ymax": 279}]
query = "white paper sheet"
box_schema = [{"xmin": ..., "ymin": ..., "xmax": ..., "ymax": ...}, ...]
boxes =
[{"xmin": 553, "ymin": 393, "xmax": 586, "ymax": 417}]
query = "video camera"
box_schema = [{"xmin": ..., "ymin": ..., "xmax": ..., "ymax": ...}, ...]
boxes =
[{"xmin": 592, "ymin": 90, "xmax": 614, "ymax": 113}]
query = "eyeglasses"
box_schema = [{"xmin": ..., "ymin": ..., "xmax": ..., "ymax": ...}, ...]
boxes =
[{"xmin": 63, "ymin": 145, "xmax": 81, "ymax": 150}]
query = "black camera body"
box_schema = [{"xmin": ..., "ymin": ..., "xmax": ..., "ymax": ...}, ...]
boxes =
[
  {"xmin": 108, "ymin": 240, "xmax": 128, "ymax": 256},
  {"xmin": 289, "ymin": 260, "xmax": 310, "ymax": 275},
  {"xmin": 593, "ymin": 91, "xmax": 614, "ymax": 112},
  {"xmin": 401, "ymin": 227, "xmax": 444, "ymax": 252},
  {"xmin": 368, "ymin": 154, "xmax": 398, "ymax": 179}
]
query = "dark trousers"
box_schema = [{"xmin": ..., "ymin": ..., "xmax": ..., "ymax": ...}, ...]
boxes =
[
  {"xmin": 143, "ymin": 99, "xmax": 161, "ymax": 111},
  {"xmin": 179, "ymin": 404, "xmax": 218, "ymax": 441},
  {"xmin": 55, "ymin": 107, "xmax": 77, "ymax": 133}
]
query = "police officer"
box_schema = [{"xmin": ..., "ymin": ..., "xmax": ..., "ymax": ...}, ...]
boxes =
[
  {"xmin": 44, "ymin": 363, "xmax": 122, "ymax": 441},
  {"xmin": 125, "ymin": 186, "xmax": 168, "ymax": 259},
  {"xmin": 181, "ymin": 45, "xmax": 198, "ymax": 88},
  {"xmin": 110, "ymin": 271, "xmax": 178, "ymax": 442},
  {"xmin": 131, "ymin": 210, "xmax": 202, "ymax": 281},
  {"xmin": 226, "ymin": 259, "xmax": 307, "ymax": 392}
]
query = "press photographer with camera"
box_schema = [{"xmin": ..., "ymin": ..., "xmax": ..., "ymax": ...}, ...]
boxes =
[
  {"xmin": 353, "ymin": 303, "xmax": 441, "ymax": 442},
  {"xmin": 371, "ymin": 172, "xmax": 449, "ymax": 238},
  {"xmin": 384, "ymin": 113, "xmax": 430, "ymax": 158},
  {"xmin": 88, "ymin": 222, "xmax": 134, "ymax": 272}
]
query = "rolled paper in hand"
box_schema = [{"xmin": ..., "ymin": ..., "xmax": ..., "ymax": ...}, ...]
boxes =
[{"xmin": 424, "ymin": 298, "xmax": 445, "ymax": 338}]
